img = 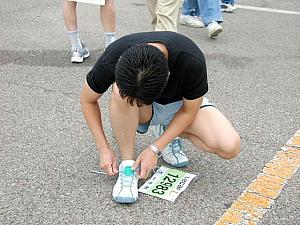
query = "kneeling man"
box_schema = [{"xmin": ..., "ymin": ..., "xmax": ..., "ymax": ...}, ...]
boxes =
[{"xmin": 80, "ymin": 31, "xmax": 241, "ymax": 203}]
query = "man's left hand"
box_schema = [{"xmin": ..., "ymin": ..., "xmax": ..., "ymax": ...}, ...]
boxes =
[{"xmin": 132, "ymin": 147, "xmax": 158, "ymax": 179}]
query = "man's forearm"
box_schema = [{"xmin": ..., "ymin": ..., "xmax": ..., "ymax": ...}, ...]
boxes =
[
  {"xmin": 154, "ymin": 109, "xmax": 196, "ymax": 150},
  {"xmin": 81, "ymin": 101, "xmax": 110, "ymax": 152}
]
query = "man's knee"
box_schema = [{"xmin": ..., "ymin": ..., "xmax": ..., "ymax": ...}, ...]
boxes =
[{"xmin": 216, "ymin": 134, "xmax": 241, "ymax": 160}]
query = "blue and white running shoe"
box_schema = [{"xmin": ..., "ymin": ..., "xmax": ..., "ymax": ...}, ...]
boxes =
[{"xmin": 153, "ymin": 125, "xmax": 189, "ymax": 167}]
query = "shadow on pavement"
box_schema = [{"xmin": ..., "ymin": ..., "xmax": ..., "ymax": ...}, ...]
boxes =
[{"xmin": 0, "ymin": 49, "xmax": 105, "ymax": 67}]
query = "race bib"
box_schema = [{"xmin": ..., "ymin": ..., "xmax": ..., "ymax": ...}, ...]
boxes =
[{"xmin": 138, "ymin": 166, "xmax": 196, "ymax": 202}]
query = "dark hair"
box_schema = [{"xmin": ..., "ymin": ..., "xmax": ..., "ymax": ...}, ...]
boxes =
[{"xmin": 115, "ymin": 44, "xmax": 169, "ymax": 107}]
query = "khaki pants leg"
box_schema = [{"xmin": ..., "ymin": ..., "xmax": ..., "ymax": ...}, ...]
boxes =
[
  {"xmin": 146, "ymin": 0, "xmax": 158, "ymax": 26},
  {"xmin": 146, "ymin": 0, "xmax": 181, "ymax": 32}
]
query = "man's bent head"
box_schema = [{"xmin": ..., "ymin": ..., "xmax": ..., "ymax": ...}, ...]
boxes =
[{"xmin": 115, "ymin": 44, "xmax": 169, "ymax": 107}]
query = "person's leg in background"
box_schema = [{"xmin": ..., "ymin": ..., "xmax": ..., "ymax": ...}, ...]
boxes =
[
  {"xmin": 198, "ymin": 0, "xmax": 223, "ymax": 38},
  {"xmin": 100, "ymin": 0, "xmax": 117, "ymax": 48},
  {"xmin": 179, "ymin": 0, "xmax": 204, "ymax": 28},
  {"xmin": 63, "ymin": 0, "xmax": 90, "ymax": 63},
  {"xmin": 146, "ymin": 0, "xmax": 158, "ymax": 29},
  {"xmin": 221, "ymin": 0, "xmax": 237, "ymax": 13},
  {"xmin": 146, "ymin": 0, "xmax": 181, "ymax": 32}
]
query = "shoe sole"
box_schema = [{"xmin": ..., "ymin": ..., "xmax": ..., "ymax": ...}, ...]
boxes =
[
  {"xmin": 163, "ymin": 159, "xmax": 189, "ymax": 168},
  {"xmin": 113, "ymin": 196, "xmax": 137, "ymax": 204},
  {"xmin": 83, "ymin": 52, "xmax": 90, "ymax": 59},
  {"xmin": 71, "ymin": 52, "xmax": 90, "ymax": 63},
  {"xmin": 179, "ymin": 21, "xmax": 204, "ymax": 28},
  {"xmin": 71, "ymin": 56, "xmax": 83, "ymax": 63},
  {"xmin": 221, "ymin": 9, "xmax": 236, "ymax": 12},
  {"xmin": 209, "ymin": 27, "xmax": 223, "ymax": 38}
]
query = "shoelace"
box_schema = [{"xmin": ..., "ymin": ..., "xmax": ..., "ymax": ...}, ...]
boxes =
[
  {"xmin": 170, "ymin": 138, "xmax": 183, "ymax": 155},
  {"xmin": 120, "ymin": 166, "xmax": 136, "ymax": 187},
  {"xmin": 91, "ymin": 166, "xmax": 158, "ymax": 176},
  {"xmin": 159, "ymin": 125, "xmax": 183, "ymax": 156}
]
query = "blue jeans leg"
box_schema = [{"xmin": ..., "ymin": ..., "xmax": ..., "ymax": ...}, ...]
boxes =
[
  {"xmin": 222, "ymin": 0, "xmax": 235, "ymax": 4},
  {"xmin": 198, "ymin": 0, "xmax": 223, "ymax": 26},
  {"xmin": 182, "ymin": 0, "xmax": 200, "ymax": 16}
]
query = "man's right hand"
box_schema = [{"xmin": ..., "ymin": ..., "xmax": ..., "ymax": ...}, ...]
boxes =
[{"xmin": 99, "ymin": 147, "xmax": 119, "ymax": 176}]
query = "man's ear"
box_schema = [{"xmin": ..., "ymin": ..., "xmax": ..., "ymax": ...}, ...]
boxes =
[{"xmin": 112, "ymin": 82, "xmax": 119, "ymax": 91}]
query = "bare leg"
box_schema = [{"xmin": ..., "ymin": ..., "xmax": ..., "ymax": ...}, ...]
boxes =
[
  {"xmin": 109, "ymin": 84, "xmax": 152, "ymax": 160},
  {"xmin": 100, "ymin": 0, "xmax": 116, "ymax": 32},
  {"xmin": 62, "ymin": 0, "xmax": 78, "ymax": 31},
  {"xmin": 182, "ymin": 106, "xmax": 241, "ymax": 159}
]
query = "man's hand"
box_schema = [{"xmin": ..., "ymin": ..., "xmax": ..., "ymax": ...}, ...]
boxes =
[
  {"xmin": 132, "ymin": 147, "xmax": 158, "ymax": 179},
  {"xmin": 99, "ymin": 147, "xmax": 119, "ymax": 176}
]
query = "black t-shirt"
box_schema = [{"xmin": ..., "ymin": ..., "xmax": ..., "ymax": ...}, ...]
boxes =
[{"xmin": 86, "ymin": 31, "xmax": 208, "ymax": 105}]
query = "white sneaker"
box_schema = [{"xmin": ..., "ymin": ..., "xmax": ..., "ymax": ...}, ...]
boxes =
[
  {"xmin": 71, "ymin": 43, "xmax": 90, "ymax": 63},
  {"xmin": 112, "ymin": 160, "xmax": 138, "ymax": 203},
  {"xmin": 179, "ymin": 15, "xmax": 205, "ymax": 28},
  {"xmin": 221, "ymin": 3, "xmax": 237, "ymax": 12},
  {"xmin": 207, "ymin": 21, "xmax": 223, "ymax": 38},
  {"xmin": 153, "ymin": 125, "xmax": 189, "ymax": 167}
]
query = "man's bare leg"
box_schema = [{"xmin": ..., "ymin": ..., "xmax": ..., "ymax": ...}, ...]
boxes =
[
  {"xmin": 110, "ymin": 83, "xmax": 152, "ymax": 203},
  {"xmin": 100, "ymin": 0, "xmax": 116, "ymax": 47},
  {"xmin": 182, "ymin": 106, "xmax": 241, "ymax": 159},
  {"xmin": 62, "ymin": 0, "xmax": 82, "ymax": 50},
  {"xmin": 62, "ymin": 0, "xmax": 90, "ymax": 63},
  {"xmin": 109, "ymin": 84, "xmax": 138, "ymax": 160},
  {"xmin": 100, "ymin": 0, "xmax": 116, "ymax": 32},
  {"xmin": 62, "ymin": 0, "xmax": 77, "ymax": 31},
  {"xmin": 109, "ymin": 84, "xmax": 152, "ymax": 160}
]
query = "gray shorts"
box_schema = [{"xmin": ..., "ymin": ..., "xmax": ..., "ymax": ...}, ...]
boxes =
[{"xmin": 137, "ymin": 97, "xmax": 214, "ymax": 134}]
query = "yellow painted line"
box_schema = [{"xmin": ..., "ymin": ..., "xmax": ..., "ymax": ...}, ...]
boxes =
[
  {"xmin": 237, "ymin": 5, "xmax": 300, "ymax": 16},
  {"xmin": 287, "ymin": 129, "xmax": 300, "ymax": 148},
  {"xmin": 214, "ymin": 129, "xmax": 300, "ymax": 225}
]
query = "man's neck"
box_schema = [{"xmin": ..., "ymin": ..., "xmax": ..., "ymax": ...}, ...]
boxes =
[{"xmin": 147, "ymin": 42, "xmax": 169, "ymax": 59}]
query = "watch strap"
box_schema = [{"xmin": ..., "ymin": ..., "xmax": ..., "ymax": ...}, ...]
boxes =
[{"xmin": 149, "ymin": 144, "xmax": 163, "ymax": 158}]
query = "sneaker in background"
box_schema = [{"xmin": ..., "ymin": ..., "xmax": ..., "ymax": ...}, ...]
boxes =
[
  {"xmin": 153, "ymin": 124, "xmax": 189, "ymax": 167},
  {"xmin": 71, "ymin": 43, "xmax": 90, "ymax": 63},
  {"xmin": 221, "ymin": 3, "xmax": 237, "ymax": 12},
  {"xmin": 179, "ymin": 14, "xmax": 205, "ymax": 28},
  {"xmin": 207, "ymin": 21, "xmax": 223, "ymax": 38},
  {"xmin": 112, "ymin": 160, "xmax": 138, "ymax": 203}
]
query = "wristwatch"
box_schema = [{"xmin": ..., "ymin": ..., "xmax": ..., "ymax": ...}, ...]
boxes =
[{"xmin": 149, "ymin": 144, "xmax": 163, "ymax": 158}]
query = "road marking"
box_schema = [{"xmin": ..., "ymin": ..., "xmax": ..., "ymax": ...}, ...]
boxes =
[
  {"xmin": 214, "ymin": 129, "xmax": 300, "ymax": 225},
  {"xmin": 237, "ymin": 5, "xmax": 300, "ymax": 15},
  {"xmin": 287, "ymin": 129, "xmax": 300, "ymax": 148}
]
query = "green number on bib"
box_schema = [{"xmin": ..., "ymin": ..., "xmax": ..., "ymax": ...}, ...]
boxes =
[
  {"xmin": 152, "ymin": 189, "xmax": 165, "ymax": 195},
  {"xmin": 156, "ymin": 185, "xmax": 169, "ymax": 191},
  {"xmin": 160, "ymin": 181, "xmax": 172, "ymax": 187},
  {"xmin": 167, "ymin": 173, "xmax": 179, "ymax": 178}
]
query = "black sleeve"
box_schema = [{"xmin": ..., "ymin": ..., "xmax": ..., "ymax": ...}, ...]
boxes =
[
  {"xmin": 182, "ymin": 57, "xmax": 208, "ymax": 100},
  {"xmin": 86, "ymin": 59, "xmax": 115, "ymax": 94}
]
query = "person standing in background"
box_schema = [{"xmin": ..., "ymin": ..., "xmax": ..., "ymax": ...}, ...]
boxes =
[
  {"xmin": 63, "ymin": 0, "xmax": 116, "ymax": 63},
  {"xmin": 146, "ymin": 0, "xmax": 181, "ymax": 32},
  {"xmin": 180, "ymin": 0, "xmax": 223, "ymax": 38}
]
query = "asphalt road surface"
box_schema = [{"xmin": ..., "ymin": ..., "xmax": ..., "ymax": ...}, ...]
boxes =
[{"xmin": 0, "ymin": 0, "xmax": 299, "ymax": 224}]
